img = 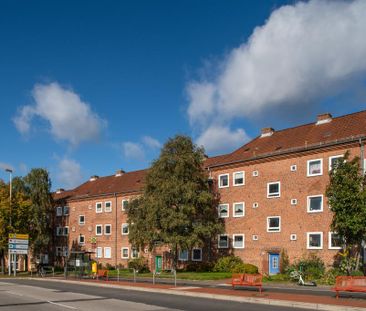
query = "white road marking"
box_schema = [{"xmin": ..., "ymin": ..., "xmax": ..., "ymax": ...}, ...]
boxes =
[{"xmin": 47, "ymin": 300, "xmax": 78, "ymax": 310}]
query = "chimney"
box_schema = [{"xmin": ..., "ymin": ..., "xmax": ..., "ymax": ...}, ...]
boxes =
[
  {"xmin": 202, "ymin": 154, "xmax": 209, "ymax": 161},
  {"xmin": 260, "ymin": 127, "xmax": 274, "ymax": 138},
  {"xmin": 316, "ymin": 113, "xmax": 332, "ymax": 125},
  {"xmin": 115, "ymin": 169, "xmax": 126, "ymax": 177},
  {"xmin": 89, "ymin": 175, "xmax": 99, "ymax": 182},
  {"xmin": 56, "ymin": 188, "xmax": 64, "ymax": 194}
]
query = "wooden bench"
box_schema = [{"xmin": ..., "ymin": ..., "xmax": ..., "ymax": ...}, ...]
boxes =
[
  {"xmin": 232, "ymin": 273, "xmax": 263, "ymax": 293},
  {"xmin": 96, "ymin": 269, "xmax": 108, "ymax": 280},
  {"xmin": 332, "ymin": 276, "xmax": 366, "ymax": 298}
]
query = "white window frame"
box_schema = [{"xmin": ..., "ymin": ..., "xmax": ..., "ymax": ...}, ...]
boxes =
[
  {"xmin": 96, "ymin": 202, "xmax": 103, "ymax": 213},
  {"xmin": 328, "ymin": 232, "xmax": 342, "ymax": 250},
  {"xmin": 290, "ymin": 165, "xmax": 297, "ymax": 172},
  {"xmin": 233, "ymin": 202, "xmax": 245, "ymax": 217},
  {"xmin": 95, "ymin": 224, "xmax": 103, "ymax": 236},
  {"xmin": 78, "ymin": 234, "xmax": 85, "ymax": 245},
  {"xmin": 78, "ymin": 215, "xmax": 85, "ymax": 225},
  {"xmin": 96, "ymin": 247, "xmax": 102, "ymax": 258},
  {"xmin": 56, "ymin": 227, "xmax": 63, "ymax": 236},
  {"xmin": 252, "ymin": 202, "xmax": 259, "ymax": 208},
  {"xmin": 121, "ymin": 223, "xmax": 129, "ymax": 235},
  {"xmin": 329, "ymin": 155, "xmax": 343, "ymax": 171},
  {"xmin": 233, "ymin": 171, "xmax": 245, "ymax": 186},
  {"xmin": 104, "ymin": 224, "xmax": 112, "ymax": 235},
  {"xmin": 56, "ymin": 246, "xmax": 62, "ymax": 256},
  {"xmin": 218, "ymin": 234, "xmax": 229, "ymax": 248},
  {"xmin": 252, "ymin": 235, "xmax": 259, "ymax": 241},
  {"xmin": 290, "ymin": 234, "xmax": 297, "ymax": 241},
  {"xmin": 218, "ymin": 204, "xmax": 229, "ymax": 218},
  {"xmin": 291, "ymin": 199, "xmax": 297, "ymax": 206},
  {"xmin": 121, "ymin": 247, "xmax": 129, "ymax": 259},
  {"xmin": 307, "ymin": 195, "xmax": 323, "ymax": 213},
  {"xmin": 56, "ymin": 206, "xmax": 63, "ymax": 216},
  {"xmin": 63, "ymin": 246, "xmax": 69, "ymax": 257},
  {"xmin": 267, "ymin": 182, "xmax": 281, "ymax": 198},
  {"xmin": 104, "ymin": 201, "xmax": 112, "ymax": 212},
  {"xmin": 252, "ymin": 170, "xmax": 259, "ymax": 177},
  {"xmin": 307, "ymin": 232, "xmax": 323, "ymax": 249},
  {"xmin": 233, "ymin": 234, "xmax": 245, "ymax": 249},
  {"xmin": 218, "ymin": 174, "xmax": 229, "ymax": 188},
  {"xmin": 104, "ymin": 247, "xmax": 112, "ymax": 258},
  {"xmin": 63, "ymin": 206, "xmax": 69, "ymax": 215},
  {"xmin": 192, "ymin": 248, "xmax": 202, "ymax": 261},
  {"xmin": 63, "ymin": 226, "xmax": 69, "ymax": 236},
  {"xmin": 307, "ymin": 159, "xmax": 323, "ymax": 177},
  {"xmin": 178, "ymin": 249, "xmax": 189, "ymax": 261},
  {"xmin": 122, "ymin": 199, "xmax": 129, "ymax": 211},
  {"xmin": 267, "ymin": 216, "xmax": 281, "ymax": 232},
  {"xmin": 131, "ymin": 248, "xmax": 139, "ymax": 259}
]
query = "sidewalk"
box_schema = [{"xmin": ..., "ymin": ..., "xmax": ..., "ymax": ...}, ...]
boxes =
[{"xmin": 37, "ymin": 276, "xmax": 366, "ymax": 311}]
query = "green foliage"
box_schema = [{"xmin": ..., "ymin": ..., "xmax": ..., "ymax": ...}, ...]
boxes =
[
  {"xmin": 280, "ymin": 249, "xmax": 290, "ymax": 274},
  {"xmin": 128, "ymin": 258, "xmax": 150, "ymax": 273},
  {"xmin": 326, "ymin": 152, "xmax": 366, "ymax": 273},
  {"xmin": 213, "ymin": 256, "xmax": 243, "ymax": 272},
  {"xmin": 185, "ymin": 261, "xmax": 214, "ymax": 272},
  {"xmin": 127, "ymin": 135, "xmax": 223, "ymax": 268},
  {"xmin": 320, "ymin": 268, "xmax": 343, "ymax": 285},
  {"xmin": 232, "ymin": 263, "xmax": 259, "ymax": 274},
  {"xmin": 287, "ymin": 254, "xmax": 325, "ymax": 280}
]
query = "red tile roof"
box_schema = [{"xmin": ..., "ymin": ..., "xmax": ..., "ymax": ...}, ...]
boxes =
[{"xmin": 205, "ymin": 110, "xmax": 366, "ymax": 168}]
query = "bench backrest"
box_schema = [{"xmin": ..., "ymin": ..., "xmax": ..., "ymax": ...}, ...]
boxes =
[
  {"xmin": 243, "ymin": 273, "xmax": 262, "ymax": 284},
  {"xmin": 335, "ymin": 276, "xmax": 366, "ymax": 288}
]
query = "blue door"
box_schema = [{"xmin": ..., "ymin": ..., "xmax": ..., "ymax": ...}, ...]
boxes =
[{"xmin": 269, "ymin": 253, "xmax": 280, "ymax": 275}]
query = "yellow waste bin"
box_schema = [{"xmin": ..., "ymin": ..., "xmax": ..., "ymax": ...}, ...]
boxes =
[{"xmin": 92, "ymin": 262, "xmax": 97, "ymax": 274}]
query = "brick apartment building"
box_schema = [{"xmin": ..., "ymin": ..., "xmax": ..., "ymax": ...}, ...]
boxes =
[{"xmin": 53, "ymin": 110, "xmax": 366, "ymax": 274}]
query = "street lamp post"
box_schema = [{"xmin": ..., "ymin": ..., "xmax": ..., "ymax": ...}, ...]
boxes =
[{"xmin": 5, "ymin": 169, "xmax": 13, "ymax": 276}]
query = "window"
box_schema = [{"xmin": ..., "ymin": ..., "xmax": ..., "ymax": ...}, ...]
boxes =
[
  {"xmin": 56, "ymin": 247, "xmax": 62, "ymax": 257},
  {"xmin": 96, "ymin": 247, "xmax": 102, "ymax": 258},
  {"xmin": 63, "ymin": 247, "xmax": 69, "ymax": 257},
  {"xmin": 307, "ymin": 195, "xmax": 323, "ymax": 213},
  {"xmin": 233, "ymin": 171, "xmax": 245, "ymax": 186},
  {"xmin": 121, "ymin": 223, "xmax": 129, "ymax": 235},
  {"xmin": 63, "ymin": 206, "xmax": 69, "ymax": 215},
  {"xmin": 252, "ymin": 202, "xmax": 259, "ymax": 208},
  {"xmin": 56, "ymin": 206, "xmax": 63, "ymax": 216},
  {"xmin": 290, "ymin": 165, "xmax": 297, "ymax": 172},
  {"xmin": 79, "ymin": 235, "xmax": 85, "ymax": 245},
  {"xmin": 218, "ymin": 174, "xmax": 229, "ymax": 188},
  {"xmin": 63, "ymin": 227, "xmax": 69, "ymax": 236},
  {"xmin": 233, "ymin": 202, "xmax": 245, "ymax": 217},
  {"xmin": 307, "ymin": 232, "xmax": 323, "ymax": 249},
  {"xmin": 56, "ymin": 227, "xmax": 63, "ymax": 236},
  {"xmin": 290, "ymin": 234, "xmax": 297, "ymax": 241},
  {"xmin": 267, "ymin": 216, "xmax": 281, "ymax": 232},
  {"xmin": 79, "ymin": 215, "xmax": 85, "ymax": 225},
  {"xmin": 96, "ymin": 202, "xmax": 103, "ymax": 213},
  {"xmin": 121, "ymin": 247, "xmax": 129, "ymax": 259},
  {"xmin": 104, "ymin": 224, "xmax": 112, "ymax": 235},
  {"xmin": 178, "ymin": 250, "xmax": 188, "ymax": 261},
  {"xmin": 131, "ymin": 248, "xmax": 139, "ymax": 258},
  {"xmin": 307, "ymin": 159, "xmax": 323, "ymax": 176},
  {"xmin": 218, "ymin": 235, "xmax": 229, "ymax": 248},
  {"xmin": 122, "ymin": 200, "xmax": 129, "ymax": 211},
  {"xmin": 192, "ymin": 248, "xmax": 202, "ymax": 261},
  {"xmin": 291, "ymin": 199, "xmax": 297, "ymax": 206},
  {"xmin": 218, "ymin": 204, "xmax": 229, "ymax": 218},
  {"xmin": 252, "ymin": 170, "xmax": 259, "ymax": 177},
  {"xmin": 233, "ymin": 234, "xmax": 244, "ymax": 249},
  {"xmin": 96, "ymin": 224, "xmax": 103, "ymax": 236},
  {"xmin": 252, "ymin": 235, "xmax": 259, "ymax": 241},
  {"xmin": 105, "ymin": 201, "xmax": 112, "ymax": 212},
  {"xmin": 267, "ymin": 182, "xmax": 280, "ymax": 198},
  {"xmin": 104, "ymin": 247, "xmax": 111, "ymax": 258},
  {"xmin": 329, "ymin": 155, "xmax": 343, "ymax": 171},
  {"xmin": 329, "ymin": 232, "xmax": 342, "ymax": 249}
]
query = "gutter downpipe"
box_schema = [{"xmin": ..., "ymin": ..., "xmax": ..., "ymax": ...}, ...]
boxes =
[
  {"xmin": 359, "ymin": 139, "xmax": 366, "ymax": 270},
  {"xmin": 114, "ymin": 192, "xmax": 118, "ymax": 269}
]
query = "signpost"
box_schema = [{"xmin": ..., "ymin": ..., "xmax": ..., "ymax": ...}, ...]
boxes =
[{"xmin": 8, "ymin": 233, "xmax": 29, "ymax": 276}]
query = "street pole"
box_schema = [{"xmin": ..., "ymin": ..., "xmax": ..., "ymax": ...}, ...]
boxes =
[{"xmin": 5, "ymin": 169, "xmax": 12, "ymax": 276}]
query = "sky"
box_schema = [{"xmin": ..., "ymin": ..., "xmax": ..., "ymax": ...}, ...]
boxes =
[{"xmin": 1, "ymin": 0, "xmax": 366, "ymax": 190}]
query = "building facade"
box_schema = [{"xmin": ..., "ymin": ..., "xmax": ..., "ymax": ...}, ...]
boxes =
[{"xmin": 53, "ymin": 111, "xmax": 366, "ymax": 274}]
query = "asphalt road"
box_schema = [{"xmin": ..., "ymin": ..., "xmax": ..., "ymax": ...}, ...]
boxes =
[{"xmin": 0, "ymin": 279, "xmax": 314, "ymax": 311}]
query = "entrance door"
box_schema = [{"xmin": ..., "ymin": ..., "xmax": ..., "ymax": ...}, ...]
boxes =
[
  {"xmin": 268, "ymin": 253, "xmax": 280, "ymax": 275},
  {"xmin": 155, "ymin": 256, "xmax": 162, "ymax": 272}
]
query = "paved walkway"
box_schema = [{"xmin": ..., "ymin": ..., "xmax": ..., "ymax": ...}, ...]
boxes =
[{"xmin": 37, "ymin": 277, "xmax": 366, "ymax": 311}]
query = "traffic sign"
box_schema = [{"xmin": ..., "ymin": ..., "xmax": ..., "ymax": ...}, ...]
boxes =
[
  {"xmin": 8, "ymin": 233, "xmax": 29, "ymax": 239},
  {"xmin": 9, "ymin": 239, "xmax": 29, "ymax": 245},
  {"xmin": 9, "ymin": 249, "xmax": 28, "ymax": 255},
  {"xmin": 9, "ymin": 244, "xmax": 28, "ymax": 250}
]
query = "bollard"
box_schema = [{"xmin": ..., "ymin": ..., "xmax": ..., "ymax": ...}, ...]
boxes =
[
  {"xmin": 117, "ymin": 268, "xmax": 120, "ymax": 282},
  {"xmin": 153, "ymin": 270, "xmax": 155, "ymax": 285},
  {"xmin": 52, "ymin": 267, "xmax": 55, "ymax": 277},
  {"xmin": 133, "ymin": 268, "xmax": 136, "ymax": 283},
  {"xmin": 173, "ymin": 269, "xmax": 177, "ymax": 287}
]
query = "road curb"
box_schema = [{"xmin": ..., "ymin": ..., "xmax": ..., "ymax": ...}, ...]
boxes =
[{"xmin": 19, "ymin": 278, "xmax": 365, "ymax": 311}]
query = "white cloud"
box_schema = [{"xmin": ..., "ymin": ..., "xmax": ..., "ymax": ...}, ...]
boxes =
[
  {"xmin": 188, "ymin": 0, "xmax": 366, "ymax": 152},
  {"xmin": 57, "ymin": 158, "xmax": 83, "ymax": 189},
  {"xmin": 14, "ymin": 82, "xmax": 106, "ymax": 146},
  {"xmin": 122, "ymin": 142, "xmax": 145, "ymax": 161},
  {"xmin": 196, "ymin": 125, "xmax": 250, "ymax": 154},
  {"xmin": 142, "ymin": 136, "xmax": 161, "ymax": 149}
]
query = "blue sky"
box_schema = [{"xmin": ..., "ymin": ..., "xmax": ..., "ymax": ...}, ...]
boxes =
[{"xmin": 1, "ymin": 0, "xmax": 366, "ymax": 189}]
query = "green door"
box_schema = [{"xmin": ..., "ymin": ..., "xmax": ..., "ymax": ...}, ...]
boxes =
[{"xmin": 155, "ymin": 256, "xmax": 162, "ymax": 272}]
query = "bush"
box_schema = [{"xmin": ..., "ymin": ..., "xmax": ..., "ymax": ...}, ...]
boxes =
[
  {"xmin": 232, "ymin": 263, "xmax": 258, "ymax": 274},
  {"xmin": 213, "ymin": 256, "xmax": 243, "ymax": 272},
  {"xmin": 321, "ymin": 268, "xmax": 343, "ymax": 285},
  {"xmin": 185, "ymin": 262, "xmax": 214, "ymax": 272},
  {"xmin": 128, "ymin": 258, "xmax": 150, "ymax": 273},
  {"xmin": 350, "ymin": 270, "xmax": 364, "ymax": 276},
  {"xmin": 280, "ymin": 249, "xmax": 290, "ymax": 274},
  {"xmin": 287, "ymin": 254, "xmax": 325, "ymax": 280}
]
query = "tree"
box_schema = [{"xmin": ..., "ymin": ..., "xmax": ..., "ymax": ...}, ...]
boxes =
[
  {"xmin": 326, "ymin": 152, "xmax": 366, "ymax": 274},
  {"xmin": 23, "ymin": 168, "xmax": 54, "ymax": 261},
  {"xmin": 127, "ymin": 135, "xmax": 223, "ymax": 269}
]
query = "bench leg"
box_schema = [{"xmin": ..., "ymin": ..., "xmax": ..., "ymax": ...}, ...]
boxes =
[{"xmin": 336, "ymin": 291, "xmax": 339, "ymax": 299}]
